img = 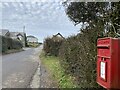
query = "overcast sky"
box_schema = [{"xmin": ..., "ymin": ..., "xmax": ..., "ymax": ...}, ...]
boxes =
[{"xmin": 1, "ymin": 1, "xmax": 81, "ymax": 42}]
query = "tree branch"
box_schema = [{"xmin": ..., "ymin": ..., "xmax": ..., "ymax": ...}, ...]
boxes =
[{"xmin": 111, "ymin": 23, "xmax": 120, "ymax": 37}]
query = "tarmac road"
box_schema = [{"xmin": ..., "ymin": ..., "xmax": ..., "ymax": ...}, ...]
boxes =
[{"xmin": 2, "ymin": 45, "xmax": 42, "ymax": 88}]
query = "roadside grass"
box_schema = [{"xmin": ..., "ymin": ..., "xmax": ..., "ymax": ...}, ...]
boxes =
[
  {"xmin": 27, "ymin": 43, "xmax": 40, "ymax": 48},
  {"xmin": 40, "ymin": 51, "xmax": 78, "ymax": 88}
]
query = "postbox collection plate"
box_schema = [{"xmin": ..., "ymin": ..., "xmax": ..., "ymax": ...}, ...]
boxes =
[{"xmin": 100, "ymin": 61, "xmax": 107, "ymax": 81}]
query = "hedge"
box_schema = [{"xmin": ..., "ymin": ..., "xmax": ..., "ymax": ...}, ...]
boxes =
[
  {"xmin": 0, "ymin": 35, "xmax": 23, "ymax": 53},
  {"xmin": 43, "ymin": 36, "xmax": 64, "ymax": 56},
  {"xmin": 59, "ymin": 28, "xmax": 104, "ymax": 88},
  {"xmin": 43, "ymin": 29, "xmax": 105, "ymax": 88}
]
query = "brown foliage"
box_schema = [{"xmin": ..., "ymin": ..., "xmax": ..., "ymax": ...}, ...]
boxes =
[{"xmin": 43, "ymin": 36, "xmax": 64, "ymax": 56}]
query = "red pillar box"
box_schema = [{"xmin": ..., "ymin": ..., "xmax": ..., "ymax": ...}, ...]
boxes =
[{"xmin": 97, "ymin": 37, "xmax": 120, "ymax": 89}]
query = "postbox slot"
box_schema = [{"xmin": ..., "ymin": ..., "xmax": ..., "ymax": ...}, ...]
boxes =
[
  {"xmin": 97, "ymin": 55, "xmax": 110, "ymax": 59},
  {"xmin": 97, "ymin": 48, "xmax": 110, "ymax": 57},
  {"xmin": 97, "ymin": 44, "xmax": 110, "ymax": 48}
]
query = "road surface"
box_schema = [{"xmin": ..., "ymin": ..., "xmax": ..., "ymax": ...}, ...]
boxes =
[{"xmin": 2, "ymin": 46, "xmax": 42, "ymax": 88}]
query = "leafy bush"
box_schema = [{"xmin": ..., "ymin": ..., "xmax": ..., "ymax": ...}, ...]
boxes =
[
  {"xmin": 0, "ymin": 35, "xmax": 23, "ymax": 53},
  {"xmin": 12, "ymin": 39, "xmax": 23, "ymax": 49},
  {"xmin": 59, "ymin": 28, "xmax": 104, "ymax": 88},
  {"xmin": 43, "ymin": 36, "xmax": 64, "ymax": 56}
]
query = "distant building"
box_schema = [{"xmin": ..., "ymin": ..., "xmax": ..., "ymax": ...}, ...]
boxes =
[
  {"xmin": 53, "ymin": 33, "xmax": 65, "ymax": 39},
  {"xmin": 10, "ymin": 32, "xmax": 26, "ymax": 47},
  {"xmin": 0, "ymin": 29, "xmax": 10, "ymax": 37},
  {"xmin": 52, "ymin": 33, "xmax": 65, "ymax": 42},
  {"xmin": 27, "ymin": 35, "xmax": 38, "ymax": 43},
  {"xmin": 0, "ymin": 29, "xmax": 26, "ymax": 47}
]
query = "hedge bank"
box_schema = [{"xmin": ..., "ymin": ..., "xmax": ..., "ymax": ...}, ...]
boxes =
[
  {"xmin": 43, "ymin": 36, "xmax": 64, "ymax": 56},
  {"xmin": 0, "ymin": 35, "xmax": 23, "ymax": 53},
  {"xmin": 43, "ymin": 28, "xmax": 105, "ymax": 88},
  {"xmin": 59, "ymin": 28, "xmax": 104, "ymax": 88}
]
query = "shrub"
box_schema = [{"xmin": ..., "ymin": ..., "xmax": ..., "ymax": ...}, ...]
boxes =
[
  {"xmin": 43, "ymin": 35, "xmax": 64, "ymax": 56},
  {"xmin": 59, "ymin": 28, "xmax": 103, "ymax": 88},
  {"xmin": 12, "ymin": 39, "xmax": 23, "ymax": 49},
  {"xmin": 0, "ymin": 35, "xmax": 23, "ymax": 53}
]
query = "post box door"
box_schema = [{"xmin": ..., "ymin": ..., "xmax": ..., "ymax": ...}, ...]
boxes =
[{"xmin": 97, "ymin": 38, "xmax": 111, "ymax": 88}]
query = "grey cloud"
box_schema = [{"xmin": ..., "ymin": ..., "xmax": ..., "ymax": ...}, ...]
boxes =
[{"xmin": 2, "ymin": 1, "xmax": 80, "ymax": 42}]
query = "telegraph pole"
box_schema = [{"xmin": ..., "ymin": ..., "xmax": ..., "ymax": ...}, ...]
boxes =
[
  {"xmin": 23, "ymin": 25, "xmax": 26, "ymax": 47},
  {"xmin": 23, "ymin": 25, "xmax": 25, "ymax": 33}
]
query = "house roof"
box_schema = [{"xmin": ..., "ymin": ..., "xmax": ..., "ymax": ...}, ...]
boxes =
[
  {"xmin": 27, "ymin": 35, "xmax": 38, "ymax": 39},
  {"xmin": 53, "ymin": 33, "xmax": 65, "ymax": 39},
  {"xmin": 0, "ymin": 29, "xmax": 9, "ymax": 36},
  {"xmin": 10, "ymin": 32, "xmax": 25, "ymax": 37}
]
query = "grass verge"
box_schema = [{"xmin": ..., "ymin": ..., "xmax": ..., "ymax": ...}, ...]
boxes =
[{"xmin": 40, "ymin": 51, "xmax": 78, "ymax": 88}]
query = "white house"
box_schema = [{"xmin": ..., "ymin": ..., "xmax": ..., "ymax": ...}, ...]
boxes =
[{"xmin": 27, "ymin": 35, "xmax": 38, "ymax": 43}]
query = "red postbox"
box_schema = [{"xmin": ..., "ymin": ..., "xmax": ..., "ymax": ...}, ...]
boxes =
[{"xmin": 97, "ymin": 37, "xmax": 120, "ymax": 89}]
